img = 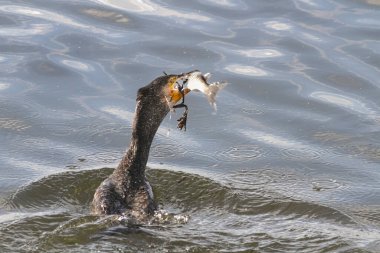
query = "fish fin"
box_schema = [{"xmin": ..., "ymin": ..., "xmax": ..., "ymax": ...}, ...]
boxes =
[
  {"xmin": 206, "ymin": 81, "xmax": 227, "ymax": 111},
  {"xmin": 203, "ymin": 73, "xmax": 212, "ymax": 80},
  {"xmin": 211, "ymin": 102, "xmax": 217, "ymax": 112}
]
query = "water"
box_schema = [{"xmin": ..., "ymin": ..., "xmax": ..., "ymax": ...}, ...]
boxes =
[{"xmin": 1, "ymin": 0, "xmax": 380, "ymax": 252}]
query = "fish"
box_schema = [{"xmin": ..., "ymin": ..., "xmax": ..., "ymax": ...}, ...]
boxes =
[
  {"xmin": 163, "ymin": 70, "xmax": 226, "ymax": 130},
  {"xmin": 184, "ymin": 70, "xmax": 227, "ymax": 111}
]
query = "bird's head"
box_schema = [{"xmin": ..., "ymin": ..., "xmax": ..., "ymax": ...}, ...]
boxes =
[
  {"xmin": 136, "ymin": 72, "xmax": 193, "ymax": 110},
  {"xmin": 164, "ymin": 75, "xmax": 191, "ymax": 106},
  {"xmin": 135, "ymin": 70, "xmax": 205, "ymax": 131}
]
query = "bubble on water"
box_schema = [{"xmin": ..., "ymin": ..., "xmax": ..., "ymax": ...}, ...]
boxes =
[
  {"xmin": 312, "ymin": 179, "xmax": 343, "ymax": 191},
  {"xmin": 151, "ymin": 209, "xmax": 190, "ymax": 225}
]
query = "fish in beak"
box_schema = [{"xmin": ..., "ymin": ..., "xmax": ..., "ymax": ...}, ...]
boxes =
[
  {"xmin": 164, "ymin": 74, "xmax": 191, "ymax": 131},
  {"xmin": 164, "ymin": 70, "xmax": 227, "ymax": 130},
  {"xmin": 182, "ymin": 70, "xmax": 227, "ymax": 110}
]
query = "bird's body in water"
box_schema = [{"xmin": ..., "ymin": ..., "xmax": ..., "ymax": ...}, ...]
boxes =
[
  {"xmin": 92, "ymin": 73, "xmax": 190, "ymax": 220},
  {"xmin": 92, "ymin": 71, "xmax": 225, "ymax": 220}
]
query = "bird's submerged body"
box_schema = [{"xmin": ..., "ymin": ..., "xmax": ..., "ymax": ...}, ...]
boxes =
[
  {"xmin": 92, "ymin": 75, "xmax": 174, "ymax": 220},
  {"xmin": 93, "ymin": 176, "xmax": 155, "ymax": 220}
]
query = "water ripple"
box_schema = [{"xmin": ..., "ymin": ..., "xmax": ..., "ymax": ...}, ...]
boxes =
[
  {"xmin": 0, "ymin": 5, "xmax": 109, "ymax": 34},
  {"xmin": 310, "ymin": 91, "xmax": 380, "ymax": 123},
  {"xmin": 311, "ymin": 179, "xmax": 343, "ymax": 192},
  {"xmin": 225, "ymin": 64, "xmax": 268, "ymax": 77},
  {"xmin": 234, "ymin": 48, "xmax": 283, "ymax": 58},
  {"xmin": 202, "ymin": 0, "xmax": 247, "ymax": 9},
  {"xmin": 95, "ymin": 0, "xmax": 211, "ymax": 22},
  {"xmin": 280, "ymin": 147, "xmax": 326, "ymax": 161},
  {"xmin": 0, "ymin": 118, "xmax": 30, "ymax": 132},
  {"xmin": 215, "ymin": 144, "xmax": 268, "ymax": 163},
  {"xmin": 151, "ymin": 144, "xmax": 187, "ymax": 159},
  {"xmin": 81, "ymin": 7, "xmax": 130, "ymax": 25},
  {"xmin": 264, "ymin": 20, "xmax": 292, "ymax": 31},
  {"xmin": 225, "ymin": 168, "xmax": 299, "ymax": 191},
  {"xmin": 60, "ymin": 59, "xmax": 93, "ymax": 72},
  {"xmin": 100, "ymin": 106, "xmax": 134, "ymax": 122},
  {"xmin": 0, "ymin": 24, "xmax": 52, "ymax": 37},
  {"xmin": 0, "ymin": 82, "xmax": 10, "ymax": 91}
]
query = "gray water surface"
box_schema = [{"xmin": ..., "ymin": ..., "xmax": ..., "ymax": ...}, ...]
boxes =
[{"xmin": 1, "ymin": 0, "xmax": 380, "ymax": 252}]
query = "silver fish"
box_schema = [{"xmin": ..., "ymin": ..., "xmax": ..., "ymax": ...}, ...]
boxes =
[{"xmin": 184, "ymin": 70, "xmax": 227, "ymax": 110}]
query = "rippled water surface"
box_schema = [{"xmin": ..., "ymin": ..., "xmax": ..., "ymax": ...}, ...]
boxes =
[{"xmin": 1, "ymin": 0, "xmax": 380, "ymax": 252}]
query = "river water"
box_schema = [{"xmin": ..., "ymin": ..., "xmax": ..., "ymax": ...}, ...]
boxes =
[{"xmin": 1, "ymin": 0, "xmax": 380, "ymax": 252}]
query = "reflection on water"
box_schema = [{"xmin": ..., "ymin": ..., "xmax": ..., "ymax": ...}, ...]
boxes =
[
  {"xmin": 234, "ymin": 48, "xmax": 283, "ymax": 58},
  {"xmin": 225, "ymin": 64, "xmax": 269, "ymax": 77},
  {"xmin": 264, "ymin": 20, "xmax": 292, "ymax": 31},
  {"xmin": 310, "ymin": 91, "xmax": 378, "ymax": 116},
  {"xmin": 1, "ymin": 0, "xmax": 380, "ymax": 252},
  {"xmin": 97, "ymin": 0, "xmax": 211, "ymax": 22}
]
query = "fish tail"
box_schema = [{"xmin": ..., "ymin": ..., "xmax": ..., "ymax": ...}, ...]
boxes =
[{"xmin": 206, "ymin": 81, "xmax": 228, "ymax": 111}]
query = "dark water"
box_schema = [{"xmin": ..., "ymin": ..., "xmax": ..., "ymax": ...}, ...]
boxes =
[{"xmin": 1, "ymin": 0, "xmax": 380, "ymax": 252}]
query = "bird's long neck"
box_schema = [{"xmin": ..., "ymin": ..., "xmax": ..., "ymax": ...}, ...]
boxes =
[{"xmin": 113, "ymin": 96, "xmax": 169, "ymax": 188}]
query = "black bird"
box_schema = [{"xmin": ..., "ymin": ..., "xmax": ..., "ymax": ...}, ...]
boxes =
[{"xmin": 92, "ymin": 73, "xmax": 190, "ymax": 220}]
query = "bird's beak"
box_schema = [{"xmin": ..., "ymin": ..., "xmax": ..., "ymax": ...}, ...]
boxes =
[
  {"xmin": 166, "ymin": 75, "xmax": 191, "ymax": 105},
  {"xmin": 168, "ymin": 70, "xmax": 200, "ymax": 102}
]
